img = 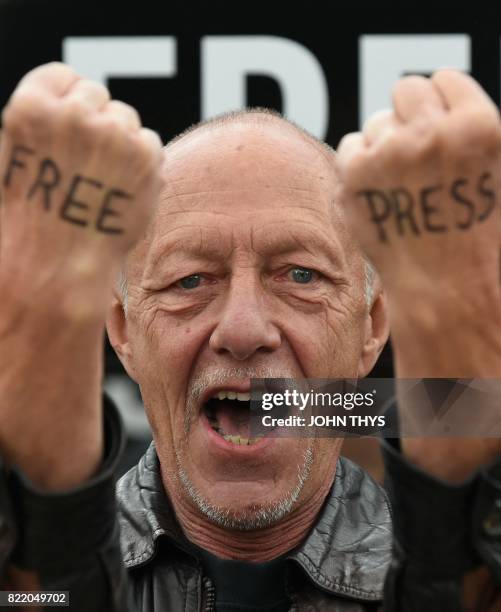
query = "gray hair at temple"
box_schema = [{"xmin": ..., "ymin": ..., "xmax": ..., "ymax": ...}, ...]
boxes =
[{"xmin": 117, "ymin": 108, "xmax": 376, "ymax": 313}]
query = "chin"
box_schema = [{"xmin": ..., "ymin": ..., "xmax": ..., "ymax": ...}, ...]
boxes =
[
  {"xmin": 176, "ymin": 446, "xmax": 314, "ymax": 531},
  {"xmin": 186, "ymin": 491, "xmax": 300, "ymax": 531}
]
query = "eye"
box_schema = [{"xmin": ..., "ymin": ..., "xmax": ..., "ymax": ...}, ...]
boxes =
[
  {"xmin": 178, "ymin": 274, "xmax": 202, "ymax": 289},
  {"xmin": 289, "ymin": 267, "xmax": 315, "ymax": 284}
]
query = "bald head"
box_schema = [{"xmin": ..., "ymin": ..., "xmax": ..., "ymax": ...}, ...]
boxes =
[
  {"xmin": 118, "ymin": 109, "xmax": 373, "ymax": 308},
  {"xmin": 165, "ymin": 107, "xmax": 336, "ymax": 164},
  {"xmin": 159, "ymin": 109, "xmax": 339, "ymax": 205}
]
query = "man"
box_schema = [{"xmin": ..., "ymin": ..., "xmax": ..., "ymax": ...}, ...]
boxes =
[{"xmin": 0, "ymin": 63, "xmax": 501, "ymax": 611}]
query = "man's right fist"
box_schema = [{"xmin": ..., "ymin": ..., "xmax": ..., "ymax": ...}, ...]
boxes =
[{"xmin": 0, "ymin": 62, "xmax": 163, "ymax": 316}]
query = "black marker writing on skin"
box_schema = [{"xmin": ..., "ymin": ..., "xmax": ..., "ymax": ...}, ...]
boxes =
[
  {"xmin": 450, "ymin": 178, "xmax": 475, "ymax": 230},
  {"xmin": 356, "ymin": 190, "xmax": 391, "ymax": 242},
  {"xmin": 3, "ymin": 145, "xmax": 35, "ymax": 187},
  {"xmin": 391, "ymin": 188, "xmax": 420, "ymax": 236},
  {"xmin": 359, "ymin": 172, "xmax": 498, "ymax": 243},
  {"xmin": 3, "ymin": 144, "xmax": 132, "ymax": 236},
  {"xmin": 96, "ymin": 188, "xmax": 130, "ymax": 235},
  {"xmin": 477, "ymin": 172, "xmax": 496, "ymax": 222},
  {"xmin": 420, "ymin": 184, "xmax": 446, "ymax": 233},
  {"xmin": 27, "ymin": 158, "xmax": 61, "ymax": 211},
  {"xmin": 60, "ymin": 175, "xmax": 103, "ymax": 227}
]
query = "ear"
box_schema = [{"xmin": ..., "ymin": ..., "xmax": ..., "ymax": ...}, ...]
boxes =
[
  {"xmin": 357, "ymin": 276, "xmax": 390, "ymax": 377},
  {"xmin": 106, "ymin": 293, "xmax": 138, "ymax": 383}
]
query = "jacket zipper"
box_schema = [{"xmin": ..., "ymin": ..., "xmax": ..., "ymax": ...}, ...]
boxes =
[{"xmin": 202, "ymin": 576, "xmax": 216, "ymax": 612}]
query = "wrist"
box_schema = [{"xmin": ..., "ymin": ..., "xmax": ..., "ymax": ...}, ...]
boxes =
[
  {"xmin": 0, "ymin": 258, "xmax": 120, "ymax": 337},
  {"xmin": 0, "ymin": 302, "xmax": 106, "ymax": 490},
  {"xmin": 401, "ymin": 438, "xmax": 501, "ymax": 483},
  {"xmin": 388, "ymin": 292, "xmax": 501, "ymax": 378}
]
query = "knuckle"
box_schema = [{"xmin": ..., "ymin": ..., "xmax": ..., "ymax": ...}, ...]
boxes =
[
  {"xmin": 21, "ymin": 61, "xmax": 65, "ymax": 82},
  {"xmin": 133, "ymin": 141, "xmax": 159, "ymax": 175},
  {"xmin": 407, "ymin": 121, "xmax": 441, "ymax": 157},
  {"xmin": 409, "ymin": 110, "xmax": 440, "ymax": 135},
  {"xmin": 87, "ymin": 79, "xmax": 109, "ymax": 95},
  {"xmin": 107, "ymin": 101, "xmax": 142, "ymax": 129},
  {"xmin": 368, "ymin": 127, "xmax": 400, "ymax": 154},
  {"xmin": 410, "ymin": 136, "xmax": 440, "ymax": 164},
  {"xmin": 39, "ymin": 61, "xmax": 73, "ymax": 75},
  {"xmin": 471, "ymin": 107, "xmax": 500, "ymax": 140},
  {"xmin": 392, "ymin": 74, "xmax": 427, "ymax": 96},
  {"xmin": 342, "ymin": 149, "xmax": 371, "ymax": 184},
  {"xmin": 78, "ymin": 79, "xmax": 111, "ymax": 102},
  {"xmin": 451, "ymin": 107, "xmax": 501, "ymax": 151},
  {"xmin": 363, "ymin": 116, "xmax": 396, "ymax": 146},
  {"xmin": 2, "ymin": 91, "xmax": 52, "ymax": 131},
  {"xmin": 138, "ymin": 128, "xmax": 163, "ymax": 156},
  {"xmin": 465, "ymin": 106, "xmax": 496, "ymax": 127},
  {"xmin": 337, "ymin": 133, "xmax": 363, "ymax": 164},
  {"xmin": 19, "ymin": 62, "xmax": 77, "ymax": 92},
  {"xmin": 111, "ymin": 100, "xmax": 138, "ymax": 116},
  {"xmin": 99, "ymin": 114, "xmax": 137, "ymax": 142},
  {"xmin": 61, "ymin": 96, "xmax": 90, "ymax": 120}
]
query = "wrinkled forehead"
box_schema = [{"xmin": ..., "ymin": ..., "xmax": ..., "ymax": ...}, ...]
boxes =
[
  {"xmin": 162, "ymin": 121, "xmax": 336, "ymax": 198},
  {"xmin": 127, "ymin": 122, "xmax": 360, "ymax": 275}
]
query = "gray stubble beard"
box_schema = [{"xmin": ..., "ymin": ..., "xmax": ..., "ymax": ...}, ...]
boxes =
[
  {"xmin": 176, "ymin": 443, "xmax": 314, "ymax": 531},
  {"xmin": 175, "ymin": 366, "xmax": 315, "ymax": 531}
]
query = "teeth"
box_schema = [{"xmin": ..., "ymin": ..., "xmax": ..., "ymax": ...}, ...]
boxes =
[
  {"xmin": 221, "ymin": 434, "xmax": 264, "ymax": 446},
  {"xmin": 213, "ymin": 390, "xmax": 251, "ymax": 401},
  {"xmin": 206, "ymin": 389, "xmax": 257, "ymax": 445},
  {"xmin": 224, "ymin": 434, "xmax": 240, "ymax": 444}
]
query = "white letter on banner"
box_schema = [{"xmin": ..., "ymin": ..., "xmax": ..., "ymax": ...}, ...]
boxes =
[
  {"xmin": 63, "ymin": 36, "xmax": 177, "ymax": 85},
  {"xmin": 202, "ymin": 35, "xmax": 329, "ymax": 139},
  {"xmin": 360, "ymin": 34, "xmax": 470, "ymax": 127}
]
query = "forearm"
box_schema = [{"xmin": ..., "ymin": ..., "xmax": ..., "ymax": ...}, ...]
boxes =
[
  {"xmin": 388, "ymin": 297, "xmax": 501, "ymax": 482},
  {"xmin": 336, "ymin": 67, "xmax": 501, "ymax": 612},
  {"xmin": 0, "ymin": 457, "xmax": 16, "ymax": 593},
  {"xmin": 1, "ymin": 398, "xmax": 132, "ymax": 612},
  {"xmin": 0, "ymin": 304, "xmax": 107, "ymax": 603},
  {"xmin": 389, "ymin": 291, "xmax": 501, "ymax": 379},
  {"xmin": 0, "ymin": 297, "xmax": 106, "ymax": 490},
  {"xmin": 0, "ymin": 61, "xmax": 161, "ymax": 608},
  {"xmin": 382, "ymin": 297, "xmax": 501, "ymax": 609},
  {"xmin": 382, "ymin": 437, "xmax": 501, "ymax": 611}
]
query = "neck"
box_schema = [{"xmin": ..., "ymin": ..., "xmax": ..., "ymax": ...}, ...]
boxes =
[{"xmin": 161, "ymin": 465, "xmax": 337, "ymax": 562}]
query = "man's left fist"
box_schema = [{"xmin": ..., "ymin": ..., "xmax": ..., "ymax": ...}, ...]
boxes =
[
  {"xmin": 336, "ymin": 70, "xmax": 501, "ymax": 305},
  {"xmin": 337, "ymin": 71, "xmax": 501, "ymax": 478}
]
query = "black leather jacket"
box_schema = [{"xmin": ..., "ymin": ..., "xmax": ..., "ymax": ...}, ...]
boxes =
[
  {"xmin": 118, "ymin": 443, "xmax": 392, "ymax": 611},
  {"xmin": 3, "ymin": 397, "xmax": 501, "ymax": 611}
]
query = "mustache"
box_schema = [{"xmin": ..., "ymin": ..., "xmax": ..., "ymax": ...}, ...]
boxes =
[
  {"xmin": 182, "ymin": 366, "xmax": 301, "ymax": 436},
  {"xmin": 187, "ymin": 366, "xmax": 298, "ymax": 403}
]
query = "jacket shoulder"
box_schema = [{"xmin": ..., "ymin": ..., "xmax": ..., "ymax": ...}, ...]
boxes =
[{"xmin": 289, "ymin": 456, "xmax": 392, "ymax": 603}]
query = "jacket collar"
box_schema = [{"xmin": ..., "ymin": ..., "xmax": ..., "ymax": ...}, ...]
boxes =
[{"xmin": 117, "ymin": 442, "xmax": 392, "ymax": 602}]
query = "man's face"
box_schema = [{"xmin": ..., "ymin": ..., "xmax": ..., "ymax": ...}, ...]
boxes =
[{"xmin": 120, "ymin": 122, "xmax": 372, "ymax": 528}]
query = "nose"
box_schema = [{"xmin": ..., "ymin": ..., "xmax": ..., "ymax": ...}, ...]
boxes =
[{"xmin": 209, "ymin": 277, "xmax": 282, "ymax": 361}]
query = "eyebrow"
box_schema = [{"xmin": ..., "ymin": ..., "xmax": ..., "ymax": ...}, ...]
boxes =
[
  {"xmin": 144, "ymin": 221, "xmax": 346, "ymax": 275},
  {"xmin": 146, "ymin": 226, "xmax": 232, "ymax": 267},
  {"xmin": 250, "ymin": 222, "xmax": 346, "ymax": 270}
]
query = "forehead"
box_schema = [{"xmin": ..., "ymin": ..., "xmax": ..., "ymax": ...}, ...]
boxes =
[
  {"xmin": 129, "ymin": 121, "xmax": 358, "ymax": 273},
  {"xmin": 163, "ymin": 121, "xmax": 335, "ymax": 198}
]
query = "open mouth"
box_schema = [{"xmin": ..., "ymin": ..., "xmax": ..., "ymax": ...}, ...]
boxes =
[{"xmin": 203, "ymin": 390, "xmax": 264, "ymax": 446}]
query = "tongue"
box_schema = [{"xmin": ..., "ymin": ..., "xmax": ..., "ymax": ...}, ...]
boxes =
[{"xmin": 213, "ymin": 400, "xmax": 251, "ymax": 437}]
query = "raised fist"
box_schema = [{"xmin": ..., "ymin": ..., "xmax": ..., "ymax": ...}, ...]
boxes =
[
  {"xmin": 337, "ymin": 71, "xmax": 501, "ymax": 481},
  {"xmin": 0, "ymin": 62, "xmax": 163, "ymax": 316},
  {"xmin": 336, "ymin": 70, "xmax": 501, "ymax": 306}
]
